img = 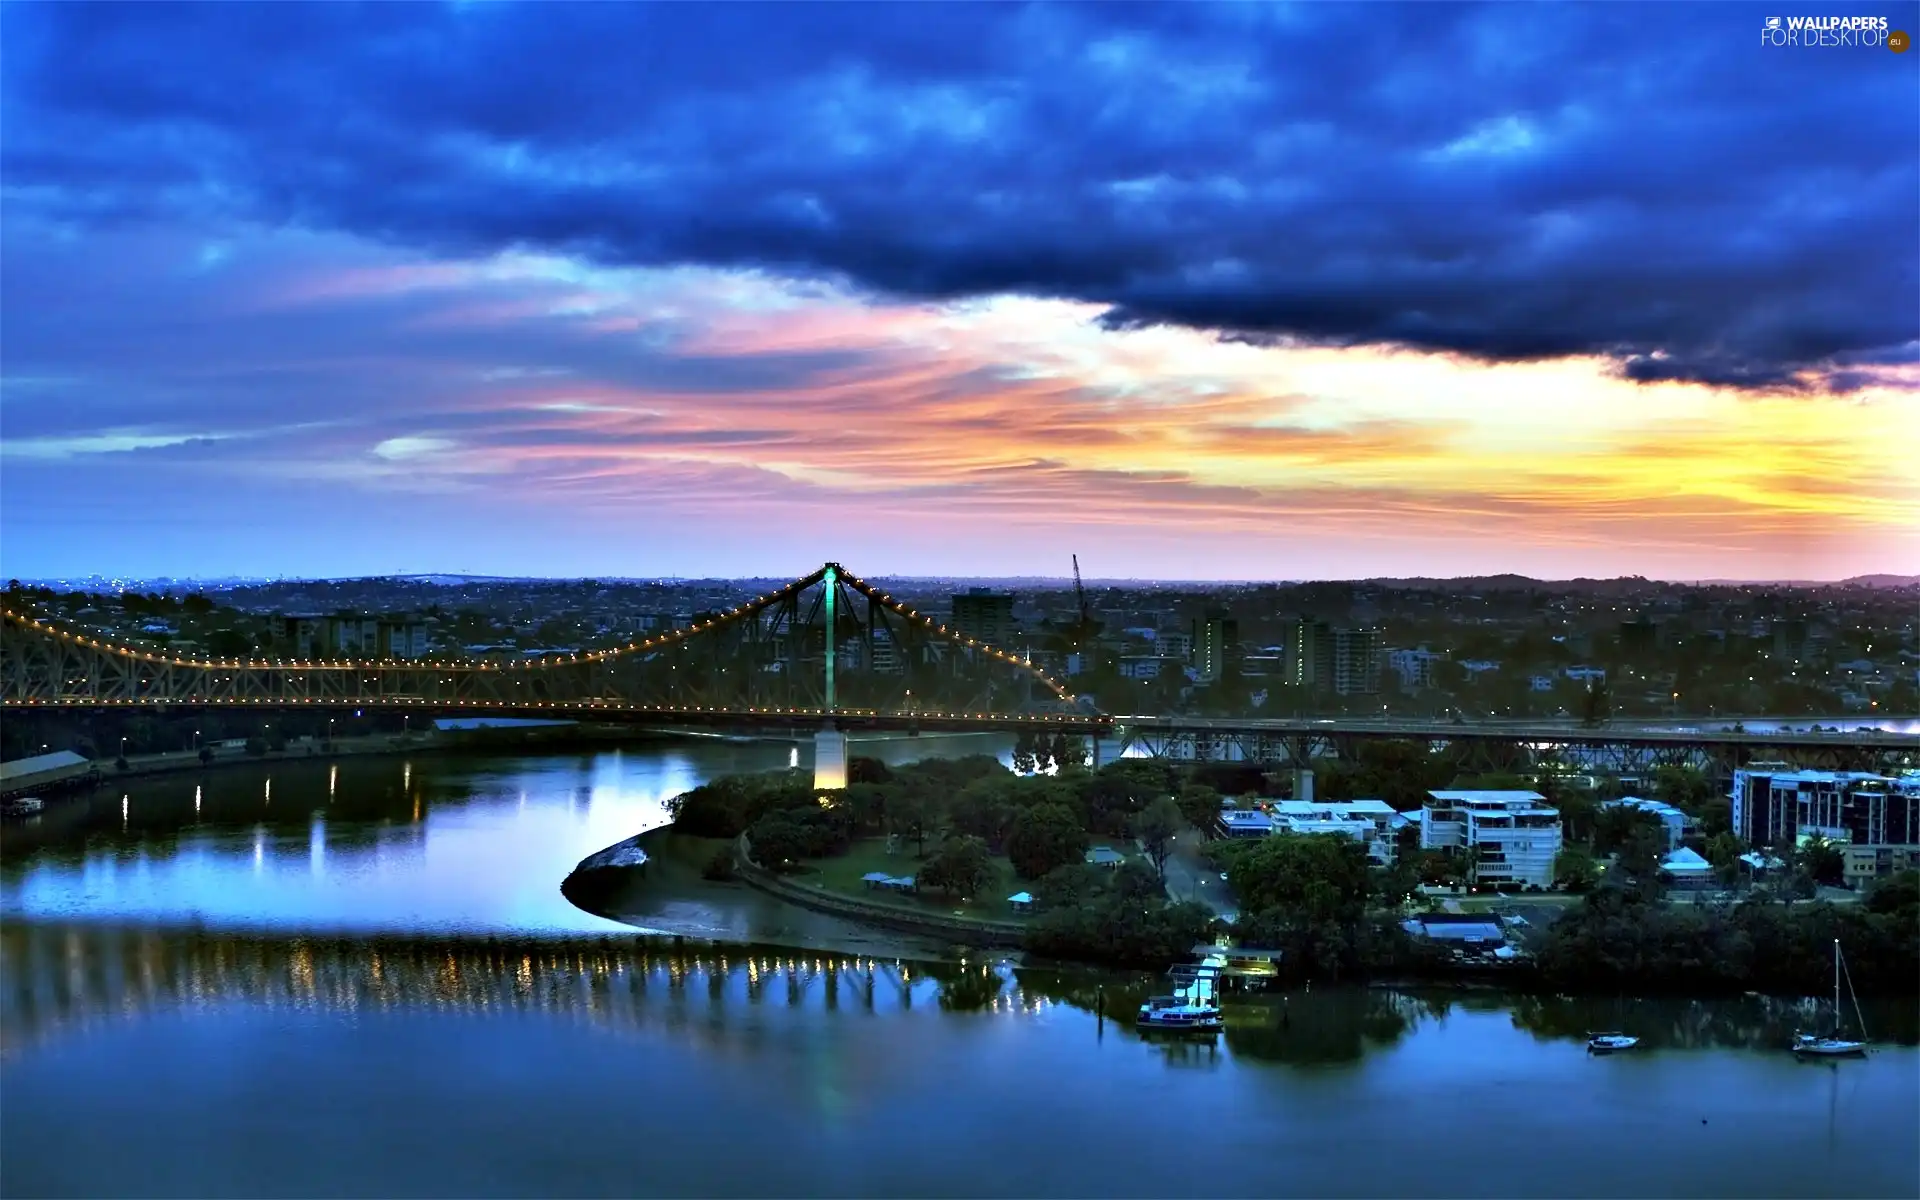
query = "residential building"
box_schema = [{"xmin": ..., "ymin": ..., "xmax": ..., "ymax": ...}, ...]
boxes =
[
  {"xmin": 1269, "ymin": 798, "xmax": 1407, "ymax": 863},
  {"xmin": 1387, "ymin": 647, "xmax": 1438, "ymax": 691},
  {"xmin": 280, "ymin": 614, "xmax": 327, "ymax": 657},
  {"xmin": 1154, "ymin": 631, "xmax": 1192, "ymax": 661},
  {"xmin": 1119, "ymin": 655, "xmax": 1170, "ymax": 681},
  {"xmin": 1284, "ymin": 619, "xmax": 1330, "ymax": 689},
  {"xmin": 380, "ymin": 619, "xmax": 430, "ymax": 659},
  {"xmin": 1421, "ymin": 790, "xmax": 1564, "ymax": 888},
  {"xmin": 1193, "ymin": 612, "xmax": 1239, "ymax": 683},
  {"xmin": 1217, "ymin": 809, "xmax": 1274, "ymax": 839},
  {"xmin": 1330, "ymin": 626, "xmax": 1383, "ymax": 696},
  {"xmin": 1731, "ymin": 767, "xmax": 1920, "ymax": 883},
  {"xmin": 1660, "ymin": 847, "xmax": 1715, "ymax": 890},
  {"xmin": 327, "ymin": 617, "xmax": 381, "ymax": 656},
  {"xmin": 1604, "ymin": 796, "xmax": 1690, "ymax": 851},
  {"xmin": 950, "ymin": 588, "xmax": 1015, "ymax": 650}
]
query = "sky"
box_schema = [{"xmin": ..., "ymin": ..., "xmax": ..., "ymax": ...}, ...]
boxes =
[{"xmin": 2, "ymin": 3, "xmax": 1917, "ymax": 583}]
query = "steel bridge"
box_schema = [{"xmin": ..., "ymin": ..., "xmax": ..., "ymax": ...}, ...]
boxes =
[
  {"xmin": 1110, "ymin": 715, "xmax": 1918, "ymax": 780},
  {"xmin": 0, "ymin": 563, "xmax": 1110, "ymax": 737}
]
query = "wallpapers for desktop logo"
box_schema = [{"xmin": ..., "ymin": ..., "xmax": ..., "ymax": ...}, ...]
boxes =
[{"xmin": 1760, "ymin": 14, "xmax": 1903, "ymax": 48}]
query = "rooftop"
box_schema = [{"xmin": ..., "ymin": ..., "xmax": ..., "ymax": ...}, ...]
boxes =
[
  {"xmin": 0, "ymin": 750, "xmax": 91, "ymax": 782},
  {"xmin": 1270, "ymin": 798, "xmax": 1396, "ymax": 816},
  {"xmin": 1427, "ymin": 790, "xmax": 1549, "ymax": 808},
  {"xmin": 1607, "ymin": 795, "xmax": 1686, "ymax": 818}
]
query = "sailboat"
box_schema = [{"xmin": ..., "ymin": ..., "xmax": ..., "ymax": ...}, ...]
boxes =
[{"xmin": 1792, "ymin": 939, "xmax": 1869, "ymax": 1058}]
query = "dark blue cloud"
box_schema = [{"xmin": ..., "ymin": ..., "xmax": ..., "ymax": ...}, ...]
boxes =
[{"xmin": 4, "ymin": 0, "xmax": 1916, "ymax": 391}]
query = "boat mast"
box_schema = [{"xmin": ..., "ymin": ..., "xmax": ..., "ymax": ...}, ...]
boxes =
[{"xmin": 1832, "ymin": 938, "xmax": 1842, "ymax": 1037}]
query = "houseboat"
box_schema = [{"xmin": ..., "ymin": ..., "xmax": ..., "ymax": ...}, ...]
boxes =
[{"xmin": 1137, "ymin": 964, "xmax": 1224, "ymax": 1033}]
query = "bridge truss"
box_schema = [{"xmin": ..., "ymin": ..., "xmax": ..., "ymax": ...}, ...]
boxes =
[{"xmin": 0, "ymin": 563, "xmax": 1101, "ymax": 731}]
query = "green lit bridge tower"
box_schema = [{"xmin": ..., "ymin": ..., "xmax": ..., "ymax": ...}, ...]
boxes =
[
  {"xmin": 0, "ymin": 561, "xmax": 1097, "ymax": 793},
  {"xmin": 815, "ymin": 564, "xmax": 848, "ymax": 788}
]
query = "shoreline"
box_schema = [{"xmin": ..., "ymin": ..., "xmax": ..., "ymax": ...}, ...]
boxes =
[
  {"xmin": 16, "ymin": 726, "xmax": 714, "ymax": 796},
  {"xmin": 561, "ymin": 822, "xmax": 1920, "ymax": 1001}
]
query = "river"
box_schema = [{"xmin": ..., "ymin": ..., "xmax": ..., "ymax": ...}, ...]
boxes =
[{"xmin": 3, "ymin": 738, "xmax": 1917, "ymax": 1199}]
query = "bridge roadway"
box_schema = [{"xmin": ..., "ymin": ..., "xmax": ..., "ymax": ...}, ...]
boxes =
[
  {"xmin": 1109, "ymin": 715, "xmax": 1916, "ymax": 751},
  {"xmin": 1, "ymin": 690, "xmax": 1910, "ymax": 751}
]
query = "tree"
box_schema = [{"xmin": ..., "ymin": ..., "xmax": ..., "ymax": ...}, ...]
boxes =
[
  {"xmin": 1224, "ymin": 833, "xmax": 1375, "ymax": 926},
  {"xmin": 1796, "ymin": 835, "xmax": 1845, "ymax": 888},
  {"xmin": 1652, "ymin": 764, "xmax": 1714, "ymax": 815},
  {"xmin": 1011, "ymin": 730, "xmax": 1038, "ymax": 775},
  {"xmin": 1175, "ymin": 783, "xmax": 1223, "ymax": 831},
  {"xmin": 949, "ymin": 775, "xmax": 1018, "ymax": 849},
  {"xmin": 889, "ymin": 789, "xmax": 939, "ymax": 856},
  {"xmin": 1615, "ymin": 824, "xmax": 1667, "ymax": 899},
  {"xmin": 843, "ymin": 782, "xmax": 890, "ymax": 836},
  {"xmin": 1131, "ymin": 796, "xmax": 1183, "ymax": 878},
  {"xmin": 1553, "ymin": 846, "xmax": 1599, "ymax": 892},
  {"xmin": 1005, "ymin": 804, "xmax": 1088, "ymax": 881},
  {"xmin": 920, "ymin": 835, "xmax": 991, "ymax": 899},
  {"xmin": 1050, "ymin": 733, "xmax": 1085, "ymax": 770},
  {"xmin": 1579, "ymin": 678, "xmax": 1611, "ymax": 727}
]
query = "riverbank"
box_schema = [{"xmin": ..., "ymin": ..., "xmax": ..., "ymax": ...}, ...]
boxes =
[
  {"xmin": 732, "ymin": 833, "xmax": 1030, "ymax": 949},
  {"xmin": 25, "ymin": 724, "xmax": 706, "ymax": 796}
]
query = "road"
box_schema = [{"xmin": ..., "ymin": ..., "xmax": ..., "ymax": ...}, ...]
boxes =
[
  {"xmin": 1111, "ymin": 714, "xmax": 1915, "ymax": 746},
  {"xmin": 1161, "ymin": 827, "xmax": 1238, "ymax": 922}
]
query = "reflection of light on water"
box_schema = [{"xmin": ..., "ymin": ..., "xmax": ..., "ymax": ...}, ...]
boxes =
[
  {"xmin": 403, "ymin": 762, "xmax": 412, "ymax": 790},
  {"xmin": 310, "ymin": 816, "xmax": 327, "ymax": 877},
  {"xmin": 264, "ymin": 778, "xmax": 271, "ymax": 806},
  {"xmin": 252, "ymin": 828, "xmax": 265, "ymax": 874},
  {"xmin": 328, "ymin": 764, "xmax": 337, "ymax": 801},
  {"xmin": 121, "ymin": 795, "xmax": 129, "ymax": 829},
  {"xmin": 790, "ymin": 746, "xmax": 800, "ymax": 769},
  {"xmin": 194, "ymin": 785, "xmax": 201, "ymax": 814}
]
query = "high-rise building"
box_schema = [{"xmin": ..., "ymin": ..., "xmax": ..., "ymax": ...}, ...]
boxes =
[
  {"xmin": 1192, "ymin": 611, "xmax": 1239, "ymax": 682},
  {"xmin": 1331, "ymin": 626, "xmax": 1383, "ymax": 696},
  {"xmin": 950, "ymin": 588, "xmax": 1015, "ymax": 649},
  {"xmin": 1284, "ymin": 619, "xmax": 1330, "ymax": 689}
]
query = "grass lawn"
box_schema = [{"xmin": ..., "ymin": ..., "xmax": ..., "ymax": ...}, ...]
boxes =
[
  {"xmin": 1450, "ymin": 893, "xmax": 1584, "ymax": 912},
  {"xmin": 798, "ymin": 838, "xmax": 1031, "ymax": 920}
]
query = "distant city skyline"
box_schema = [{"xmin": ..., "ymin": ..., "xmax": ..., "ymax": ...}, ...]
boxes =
[{"xmin": 3, "ymin": 5, "xmax": 1916, "ymax": 581}]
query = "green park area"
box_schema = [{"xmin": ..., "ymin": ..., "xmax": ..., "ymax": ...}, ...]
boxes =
[
  {"xmin": 797, "ymin": 837, "xmax": 1028, "ymax": 919},
  {"xmin": 660, "ymin": 738, "xmax": 1920, "ymax": 995}
]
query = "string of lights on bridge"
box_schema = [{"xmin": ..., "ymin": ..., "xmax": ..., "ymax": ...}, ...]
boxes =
[{"xmin": 0, "ymin": 561, "xmax": 1076, "ymax": 708}]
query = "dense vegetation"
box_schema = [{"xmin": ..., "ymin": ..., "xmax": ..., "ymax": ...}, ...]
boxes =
[
  {"xmin": 668, "ymin": 753, "xmax": 1218, "ymax": 968},
  {"xmin": 667, "ymin": 741, "xmax": 1920, "ymax": 994},
  {"xmin": 1536, "ymin": 872, "xmax": 1920, "ymax": 998}
]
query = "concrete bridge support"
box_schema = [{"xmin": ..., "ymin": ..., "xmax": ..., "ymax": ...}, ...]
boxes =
[{"xmin": 814, "ymin": 727, "xmax": 848, "ymax": 790}]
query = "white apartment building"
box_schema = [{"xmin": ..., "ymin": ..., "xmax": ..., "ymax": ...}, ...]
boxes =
[
  {"xmin": 1387, "ymin": 648, "xmax": 1439, "ymax": 691},
  {"xmin": 1422, "ymin": 790, "xmax": 1564, "ymax": 888},
  {"xmin": 1604, "ymin": 796, "xmax": 1690, "ymax": 851},
  {"xmin": 1268, "ymin": 799, "xmax": 1409, "ymax": 863}
]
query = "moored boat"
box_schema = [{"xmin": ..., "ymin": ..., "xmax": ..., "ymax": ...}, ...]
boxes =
[
  {"xmin": 1792, "ymin": 939, "xmax": 1870, "ymax": 1059},
  {"xmin": 1586, "ymin": 1033, "xmax": 1640, "ymax": 1054},
  {"xmin": 1, "ymin": 796, "xmax": 45, "ymax": 818},
  {"xmin": 1137, "ymin": 964, "xmax": 1223, "ymax": 1033}
]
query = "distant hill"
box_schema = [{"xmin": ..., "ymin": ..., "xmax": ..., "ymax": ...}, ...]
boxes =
[{"xmin": 1836, "ymin": 574, "xmax": 1920, "ymax": 588}]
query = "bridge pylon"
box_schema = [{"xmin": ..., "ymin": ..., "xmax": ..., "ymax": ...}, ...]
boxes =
[{"xmin": 814, "ymin": 724, "xmax": 849, "ymax": 790}]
